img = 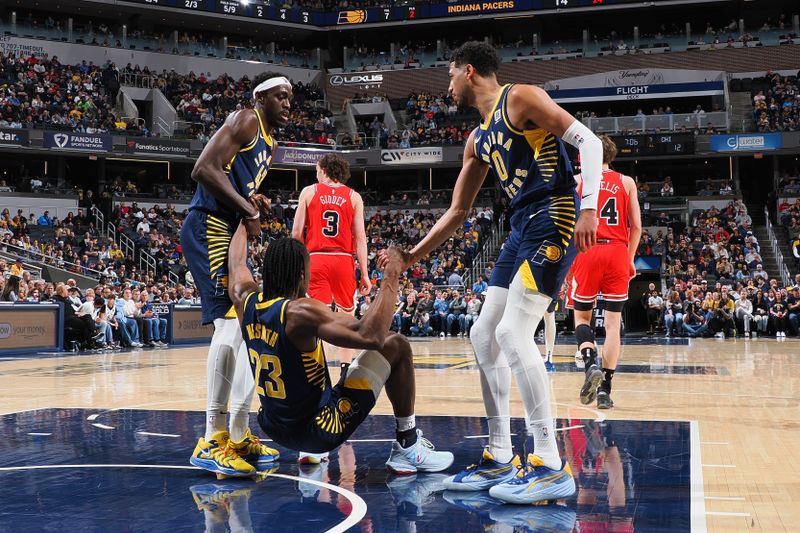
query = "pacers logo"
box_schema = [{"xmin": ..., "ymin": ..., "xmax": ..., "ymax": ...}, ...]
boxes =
[
  {"xmin": 337, "ymin": 398, "xmax": 360, "ymax": 422},
  {"xmin": 545, "ymin": 245, "xmax": 562, "ymax": 262},
  {"xmin": 532, "ymin": 241, "xmax": 563, "ymax": 266},
  {"xmin": 337, "ymin": 9, "xmax": 366, "ymax": 24}
]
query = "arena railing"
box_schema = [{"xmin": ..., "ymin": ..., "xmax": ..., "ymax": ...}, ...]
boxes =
[
  {"xmin": 0, "ymin": 241, "xmax": 101, "ymax": 280},
  {"xmin": 764, "ymin": 206, "xmax": 792, "ymax": 287},
  {"xmin": 582, "ymin": 112, "xmax": 729, "ymax": 134}
]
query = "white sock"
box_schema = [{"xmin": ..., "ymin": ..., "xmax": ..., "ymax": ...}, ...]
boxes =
[
  {"xmin": 229, "ymin": 339, "xmax": 254, "ymax": 443},
  {"xmin": 495, "ymin": 273, "xmax": 562, "ymax": 471},
  {"xmin": 488, "ymin": 416, "xmax": 513, "ymax": 463},
  {"xmin": 396, "ymin": 415, "xmax": 416, "ymax": 432},
  {"xmin": 544, "ymin": 312, "xmax": 556, "ymax": 363},
  {"xmin": 205, "ymin": 318, "xmax": 239, "ymax": 440},
  {"xmin": 529, "ymin": 417, "xmax": 561, "ymax": 470}
]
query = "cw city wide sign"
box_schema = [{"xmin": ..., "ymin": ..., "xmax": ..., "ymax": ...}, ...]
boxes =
[
  {"xmin": 710, "ymin": 133, "xmax": 783, "ymax": 152},
  {"xmin": 380, "ymin": 147, "xmax": 443, "ymax": 165},
  {"xmin": 0, "ymin": 128, "xmax": 29, "ymax": 146},
  {"xmin": 328, "ymin": 73, "xmax": 384, "ymax": 89},
  {"xmin": 43, "ymin": 131, "xmax": 112, "ymax": 152},
  {"xmin": 125, "ymin": 138, "xmax": 191, "ymax": 156}
]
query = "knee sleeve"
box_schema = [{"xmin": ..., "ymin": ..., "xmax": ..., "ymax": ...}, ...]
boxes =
[
  {"xmin": 471, "ymin": 286, "xmax": 509, "ymax": 369},
  {"xmin": 575, "ymin": 323, "xmax": 595, "ymax": 347},
  {"xmin": 346, "ymin": 350, "xmax": 392, "ymax": 399}
]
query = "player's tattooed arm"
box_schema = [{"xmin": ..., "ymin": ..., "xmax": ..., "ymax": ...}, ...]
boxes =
[
  {"xmin": 191, "ymin": 110, "xmax": 260, "ymax": 221},
  {"xmin": 228, "ymin": 222, "xmax": 259, "ymax": 326},
  {"xmin": 285, "ymin": 247, "xmax": 408, "ymax": 352}
]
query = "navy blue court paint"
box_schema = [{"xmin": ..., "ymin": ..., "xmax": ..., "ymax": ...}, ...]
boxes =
[{"xmin": 0, "ymin": 409, "xmax": 691, "ymax": 532}]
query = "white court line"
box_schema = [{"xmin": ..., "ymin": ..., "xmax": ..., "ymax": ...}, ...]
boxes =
[
  {"xmin": 0, "ymin": 464, "xmax": 366, "ymax": 533},
  {"xmin": 27, "ymin": 432, "xmax": 51, "ymax": 436},
  {"xmin": 690, "ymin": 420, "xmax": 708, "ymax": 533},
  {"xmin": 706, "ymin": 511, "xmax": 751, "ymax": 517},
  {"xmin": 705, "ymin": 496, "xmax": 746, "ymax": 501},
  {"xmin": 86, "ymin": 414, "xmax": 100, "ymax": 421},
  {"xmin": 702, "ymin": 464, "xmax": 736, "ymax": 468},
  {"xmin": 91, "ymin": 423, "xmax": 115, "ymax": 430},
  {"xmin": 136, "ymin": 431, "xmax": 181, "ymax": 438}
]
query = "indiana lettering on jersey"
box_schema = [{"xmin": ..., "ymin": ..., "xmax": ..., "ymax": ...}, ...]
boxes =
[{"xmin": 246, "ymin": 322, "xmax": 279, "ymax": 348}]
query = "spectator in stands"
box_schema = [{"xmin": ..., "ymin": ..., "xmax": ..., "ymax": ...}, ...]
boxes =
[
  {"xmin": 471, "ymin": 275, "xmax": 487, "ymax": 295},
  {"xmin": 37, "ymin": 211, "xmax": 53, "ymax": 226},
  {"xmin": 787, "ymin": 285, "xmax": 800, "ymax": 336},
  {"xmin": 752, "ymin": 289, "xmax": 770, "ymax": 335},
  {"xmin": 753, "ymin": 264, "xmax": 769, "ymax": 283},
  {"xmin": 10, "ymin": 258, "xmax": 24, "ymax": 278},
  {"xmin": 1, "ymin": 275, "xmax": 20, "ymax": 302},
  {"xmin": 683, "ymin": 300, "xmax": 708, "ymax": 337},
  {"xmin": 663, "ymin": 291, "xmax": 683, "ymax": 336},
  {"xmin": 446, "ymin": 290, "xmax": 466, "ymax": 337},
  {"xmin": 646, "ymin": 288, "xmax": 664, "ymax": 334},
  {"xmin": 771, "ymin": 292, "xmax": 789, "ymax": 337},
  {"xmin": 464, "ymin": 292, "xmax": 482, "ymax": 337},
  {"xmin": 409, "ymin": 307, "xmax": 433, "ymax": 337},
  {"xmin": 660, "ymin": 177, "xmax": 674, "ymax": 197}
]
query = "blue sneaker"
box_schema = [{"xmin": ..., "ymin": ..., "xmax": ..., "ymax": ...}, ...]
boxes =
[
  {"xmin": 442, "ymin": 490, "xmax": 503, "ymax": 516},
  {"xmin": 544, "ymin": 361, "xmax": 556, "ymax": 373},
  {"xmin": 442, "ymin": 449, "xmax": 519, "ymax": 491},
  {"xmin": 387, "ymin": 474, "xmax": 447, "ymax": 518},
  {"xmin": 488, "ymin": 454, "xmax": 576, "ymax": 504},
  {"xmin": 490, "ymin": 502, "xmax": 577, "ymax": 532},
  {"xmin": 385, "ymin": 430, "xmax": 454, "ymax": 474}
]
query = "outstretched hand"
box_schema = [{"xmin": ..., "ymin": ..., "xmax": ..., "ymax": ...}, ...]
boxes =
[{"xmin": 379, "ymin": 246, "xmax": 411, "ymax": 278}]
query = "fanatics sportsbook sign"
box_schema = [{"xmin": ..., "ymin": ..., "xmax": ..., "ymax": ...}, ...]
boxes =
[{"xmin": 126, "ymin": 138, "xmax": 191, "ymax": 157}]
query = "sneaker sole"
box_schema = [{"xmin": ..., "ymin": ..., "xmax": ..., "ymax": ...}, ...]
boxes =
[
  {"xmin": 489, "ymin": 476, "xmax": 576, "ymax": 504},
  {"xmin": 190, "ymin": 456, "xmax": 255, "ymax": 477},
  {"xmin": 385, "ymin": 462, "xmax": 417, "ymax": 475},
  {"xmin": 580, "ymin": 367, "xmax": 604, "ymax": 405}
]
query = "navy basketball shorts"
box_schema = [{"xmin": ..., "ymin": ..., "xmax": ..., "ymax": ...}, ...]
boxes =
[
  {"xmin": 489, "ymin": 193, "xmax": 579, "ymax": 301},
  {"xmin": 180, "ymin": 210, "xmax": 236, "ymax": 325}
]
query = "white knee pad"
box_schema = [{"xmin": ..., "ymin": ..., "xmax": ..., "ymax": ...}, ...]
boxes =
[{"xmin": 346, "ymin": 350, "xmax": 392, "ymax": 399}]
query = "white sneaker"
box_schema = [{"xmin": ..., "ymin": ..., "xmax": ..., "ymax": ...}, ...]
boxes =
[
  {"xmin": 298, "ymin": 451, "xmax": 329, "ymax": 465},
  {"xmin": 574, "ymin": 350, "xmax": 585, "ymax": 370},
  {"xmin": 439, "ymin": 332, "xmax": 445, "ymax": 339},
  {"xmin": 385, "ymin": 430, "xmax": 454, "ymax": 474}
]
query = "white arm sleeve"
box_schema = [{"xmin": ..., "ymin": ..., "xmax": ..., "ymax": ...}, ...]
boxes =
[{"xmin": 561, "ymin": 120, "xmax": 602, "ymax": 211}]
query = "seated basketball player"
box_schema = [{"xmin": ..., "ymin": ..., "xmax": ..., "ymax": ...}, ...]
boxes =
[{"xmin": 226, "ymin": 222, "xmax": 454, "ymax": 473}]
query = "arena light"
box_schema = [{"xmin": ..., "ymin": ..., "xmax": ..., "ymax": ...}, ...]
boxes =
[{"xmin": 240, "ymin": 0, "xmax": 249, "ymax": 4}]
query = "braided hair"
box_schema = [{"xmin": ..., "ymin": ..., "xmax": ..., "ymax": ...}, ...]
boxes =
[{"xmin": 261, "ymin": 237, "xmax": 309, "ymax": 300}]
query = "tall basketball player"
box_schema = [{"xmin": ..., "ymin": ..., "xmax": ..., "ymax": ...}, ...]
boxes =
[
  {"xmin": 291, "ymin": 153, "xmax": 370, "ymax": 463},
  {"xmin": 384, "ymin": 41, "xmax": 602, "ymax": 504},
  {"xmin": 181, "ymin": 72, "xmax": 288, "ymax": 476},
  {"xmin": 571, "ymin": 136, "xmax": 642, "ymax": 409}
]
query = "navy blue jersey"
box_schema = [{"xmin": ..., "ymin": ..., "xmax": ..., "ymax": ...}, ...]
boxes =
[
  {"xmin": 473, "ymin": 84, "xmax": 576, "ymax": 209},
  {"xmin": 188, "ymin": 109, "xmax": 274, "ymax": 226},
  {"xmin": 241, "ymin": 293, "xmax": 331, "ymax": 434}
]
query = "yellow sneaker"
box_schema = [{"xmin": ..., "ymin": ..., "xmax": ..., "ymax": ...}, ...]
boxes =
[
  {"xmin": 190, "ymin": 431, "xmax": 256, "ymax": 477},
  {"xmin": 228, "ymin": 428, "xmax": 280, "ymax": 468}
]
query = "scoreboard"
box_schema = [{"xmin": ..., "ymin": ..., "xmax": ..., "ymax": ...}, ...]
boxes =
[
  {"xmin": 613, "ymin": 134, "xmax": 695, "ymax": 157},
  {"xmin": 120, "ymin": 0, "xmax": 718, "ymax": 27}
]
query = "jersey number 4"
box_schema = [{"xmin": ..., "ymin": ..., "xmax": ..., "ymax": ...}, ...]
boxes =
[
  {"xmin": 249, "ymin": 349, "xmax": 286, "ymax": 399},
  {"xmin": 322, "ymin": 210, "xmax": 339, "ymax": 237},
  {"xmin": 600, "ymin": 197, "xmax": 619, "ymax": 225}
]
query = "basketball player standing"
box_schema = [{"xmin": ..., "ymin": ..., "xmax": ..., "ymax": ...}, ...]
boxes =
[{"xmin": 570, "ymin": 136, "xmax": 642, "ymax": 409}]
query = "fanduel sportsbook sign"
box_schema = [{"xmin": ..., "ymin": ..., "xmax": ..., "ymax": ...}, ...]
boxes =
[
  {"xmin": 381, "ymin": 147, "xmax": 442, "ymax": 165},
  {"xmin": 43, "ymin": 132, "xmax": 111, "ymax": 152}
]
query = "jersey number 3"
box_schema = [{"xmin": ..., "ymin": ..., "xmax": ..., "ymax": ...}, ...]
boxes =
[
  {"xmin": 322, "ymin": 210, "xmax": 339, "ymax": 237},
  {"xmin": 249, "ymin": 349, "xmax": 286, "ymax": 399},
  {"xmin": 600, "ymin": 197, "xmax": 619, "ymax": 225}
]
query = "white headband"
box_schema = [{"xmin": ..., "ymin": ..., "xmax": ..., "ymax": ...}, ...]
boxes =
[{"xmin": 253, "ymin": 76, "xmax": 291, "ymax": 95}]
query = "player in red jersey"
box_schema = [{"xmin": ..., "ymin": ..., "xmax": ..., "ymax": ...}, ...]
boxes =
[
  {"xmin": 571, "ymin": 136, "xmax": 641, "ymax": 409},
  {"xmin": 291, "ymin": 153, "xmax": 371, "ymax": 463}
]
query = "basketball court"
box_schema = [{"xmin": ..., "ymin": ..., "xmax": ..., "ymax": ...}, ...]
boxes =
[{"xmin": 0, "ymin": 336, "xmax": 797, "ymax": 532}]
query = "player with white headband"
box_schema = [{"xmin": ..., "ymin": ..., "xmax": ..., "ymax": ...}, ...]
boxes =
[{"xmin": 182, "ymin": 72, "xmax": 293, "ymax": 477}]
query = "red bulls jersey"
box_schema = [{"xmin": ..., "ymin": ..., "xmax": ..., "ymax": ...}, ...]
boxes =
[
  {"xmin": 305, "ymin": 183, "xmax": 355, "ymax": 254},
  {"xmin": 578, "ymin": 169, "xmax": 630, "ymax": 245}
]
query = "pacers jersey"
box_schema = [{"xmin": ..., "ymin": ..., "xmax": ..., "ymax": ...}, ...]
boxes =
[
  {"xmin": 473, "ymin": 84, "xmax": 576, "ymax": 209},
  {"xmin": 305, "ymin": 183, "xmax": 355, "ymax": 254},
  {"xmin": 241, "ymin": 293, "xmax": 331, "ymax": 433},
  {"xmin": 578, "ymin": 169, "xmax": 630, "ymax": 245},
  {"xmin": 188, "ymin": 109, "xmax": 274, "ymax": 226}
]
